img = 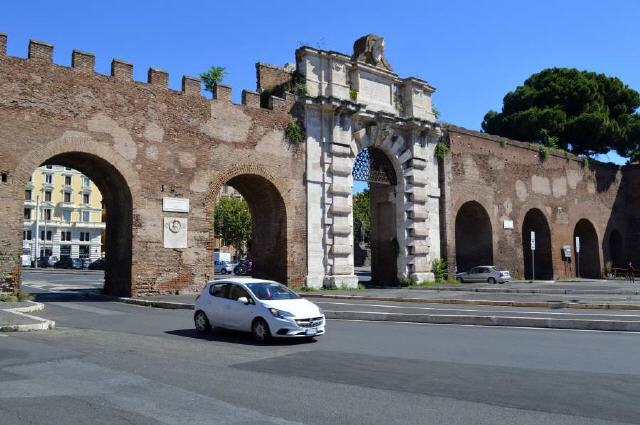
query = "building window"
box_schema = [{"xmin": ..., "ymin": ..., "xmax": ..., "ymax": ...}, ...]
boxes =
[
  {"xmin": 62, "ymin": 210, "xmax": 71, "ymax": 222},
  {"xmin": 61, "ymin": 231, "xmax": 71, "ymax": 241},
  {"xmin": 25, "ymin": 190, "xmax": 32, "ymax": 201},
  {"xmin": 64, "ymin": 192, "xmax": 71, "ymax": 203},
  {"xmin": 64, "ymin": 175, "xmax": 72, "ymax": 186},
  {"xmin": 45, "ymin": 165, "xmax": 53, "ymax": 169},
  {"xmin": 44, "ymin": 209, "xmax": 52, "ymax": 221},
  {"xmin": 79, "ymin": 245, "xmax": 90, "ymax": 258},
  {"xmin": 23, "ymin": 208, "xmax": 31, "ymax": 220},
  {"xmin": 83, "ymin": 176, "xmax": 90, "ymax": 188},
  {"xmin": 60, "ymin": 245, "xmax": 71, "ymax": 259},
  {"xmin": 23, "ymin": 230, "xmax": 32, "ymax": 241},
  {"xmin": 80, "ymin": 231, "xmax": 91, "ymax": 242},
  {"xmin": 82, "ymin": 211, "xmax": 90, "ymax": 222},
  {"xmin": 44, "ymin": 191, "xmax": 52, "ymax": 202},
  {"xmin": 45, "ymin": 174, "xmax": 53, "ymax": 184},
  {"xmin": 83, "ymin": 193, "xmax": 90, "ymax": 204},
  {"xmin": 41, "ymin": 230, "xmax": 52, "ymax": 241}
]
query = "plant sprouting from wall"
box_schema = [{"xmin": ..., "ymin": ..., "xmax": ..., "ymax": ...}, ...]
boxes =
[
  {"xmin": 349, "ymin": 88, "xmax": 358, "ymax": 101},
  {"xmin": 285, "ymin": 121, "xmax": 305, "ymax": 145},
  {"xmin": 432, "ymin": 106, "xmax": 441, "ymax": 120},
  {"xmin": 434, "ymin": 140, "xmax": 450, "ymax": 160},
  {"xmin": 200, "ymin": 66, "xmax": 227, "ymax": 98},
  {"xmin": 432, "ymin": 258, "xmax": 447, "ymax": 283}
]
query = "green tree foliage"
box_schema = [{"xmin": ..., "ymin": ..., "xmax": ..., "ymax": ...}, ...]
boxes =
[
  {"xmin": 482, "ymin": 68, "xmax": 640, "ymax": 157},
  {"xmin": 200, "ymin": 66, "xmax": 227, "ymax": 98},
  {"xmin": 352, "ymin": 189, "xmax": 370, "ymax": 242},
  {"xmin": 214, "ymin": 196, "xmax": 252, "ymax": 256}
]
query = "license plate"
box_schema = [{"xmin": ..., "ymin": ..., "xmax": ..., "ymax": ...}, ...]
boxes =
[{"xmin": 305, "ymin": 328, "xmax": 317, "ymax": 336}]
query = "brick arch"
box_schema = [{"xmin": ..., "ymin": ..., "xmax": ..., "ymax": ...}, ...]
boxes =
[
  {"xmin": 14, "ymin": 134, "xmax": 142, "ymax": 296},
  {"xmin": 204, "ymin": 163, "xmax": 292, "ymax": 284},
  {"xmin": 454, "ymin": 200, "xmax": 494, "ymax": 272},
  {"xmin": 573, "ymin": 218, "xmax": 602, "ymax": 278}
]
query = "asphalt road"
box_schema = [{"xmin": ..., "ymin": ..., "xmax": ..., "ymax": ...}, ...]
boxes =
[{"xmin": 2, "ymin": 271, "xmax": 640, "ymax": 424}]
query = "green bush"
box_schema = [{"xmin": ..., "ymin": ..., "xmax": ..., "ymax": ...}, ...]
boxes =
[
  {"xmin": 285, "ymin": 122, "xmax": 305, "ymax": 145},
  {"xmin": 434, "ymin": 142, "xmax": 449, "ymax": 160},
  {"xmin": 349, "ymin": 88, "xmax": 358, "ymax": 101},
  {"xmin": 432, "ymin": 258, "xmax": 447, "ymax": 283}
]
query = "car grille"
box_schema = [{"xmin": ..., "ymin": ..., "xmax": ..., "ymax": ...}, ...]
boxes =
[{"xmin": 295, "ymin": 317, "xmax": 323, "ymax": 328}]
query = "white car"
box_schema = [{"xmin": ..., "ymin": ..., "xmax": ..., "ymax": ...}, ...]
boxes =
[{"xmin": 194, "ymin": 278, "xmax": 325, "ymax": 342}]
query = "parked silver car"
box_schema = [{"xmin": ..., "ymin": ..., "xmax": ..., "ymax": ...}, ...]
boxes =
[
  {"xmin": 456, "ymin": 266, "xmax": 511, "ymax": 284},
  {"xmin": 214, "ymin": 260, "xmax": 234, "ymax": 274}
]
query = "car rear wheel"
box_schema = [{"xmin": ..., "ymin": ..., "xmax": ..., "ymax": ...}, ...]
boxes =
[
  {"xmin": 194, "ymin": 311, "xmax": 211, "ymax": 333},
  {"xmin": 252, "ymin": 318, "xmax": 271, "ymax": 343},
  {"xmin": 488, "ymin": 277, "xmax": 496, "ymax": 284}
]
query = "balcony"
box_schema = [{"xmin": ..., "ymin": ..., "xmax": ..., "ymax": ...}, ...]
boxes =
[{"xmin": 74, "ymin": 221, "xmax": 106, "ymax": 229}]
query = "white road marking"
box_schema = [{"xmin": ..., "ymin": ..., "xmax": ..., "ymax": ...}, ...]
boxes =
[
  {"xmin": 47, "ymin": 302, "xmax": 121, "ymax": 316},
  {"xmin": 316, "ymin": 301, "xmax": 640, "ymax": 318},
  {"xmin": 328, "ymin": 319, "xmax": 640, "ymax": 334}
]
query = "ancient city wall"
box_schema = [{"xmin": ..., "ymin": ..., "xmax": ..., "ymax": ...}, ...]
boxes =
[
  {"xmin": 443, "ymin": 126, "xmax": 629, "ymax": 279},
  {"xmin": 0, "ymin": 36, "xmax": 306, "ymax": 295}
]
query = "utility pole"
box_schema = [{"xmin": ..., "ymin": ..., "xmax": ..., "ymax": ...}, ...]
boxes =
[
  {"xmin": 530, "ymin": 231, "xmax": 536, "ymax": 282},
  {"xmin": 575, "ymin": 236, "xmax": 581, "ymax": 278}
]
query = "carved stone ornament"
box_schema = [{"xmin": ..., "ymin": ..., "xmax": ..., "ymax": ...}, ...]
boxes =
[{"xmin": 352, "ymin": 34, "xmax": 393, "ymax": 72}]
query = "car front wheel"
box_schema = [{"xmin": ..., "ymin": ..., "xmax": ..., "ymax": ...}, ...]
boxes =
[
  {"xmin": 488, "ymin": 277, "xmax": 496, "ymax": 284},
  {"xmin": 194, "ymin": 311, "xmax": 211, "ymax": 333},
  {"xmin": 252, "ymin": 318, "xmax": 271, "ymax": 343}
]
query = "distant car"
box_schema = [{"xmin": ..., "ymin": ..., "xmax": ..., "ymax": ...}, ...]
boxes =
[
  {"xmin": 54, "ymin": 257, "xmax": 83, "ymax": 269},
  {"xmin": 36, "ymin": 256, "xmax": 58, "ymax": 268},
  {"xmin": 81, "ymin": 258, "xmax": 93, "ymax": 269},
  {"xmin": 234, "ymin": 260, "xmax": 253, "ymax": 276},
  {"xmin": 456, "ymin": 266, "xmax": 511, "ymax": 284},
  {"xmin": 194, "ymin": 278, "xmax": 325, "ymax": 342},
  {"xmin": 214, "ymin": 260, "xmax": 233, "ymax": 274},
  {"xmin": 88, "ymin": 258, "xmax": 105, "ymax": 270}
]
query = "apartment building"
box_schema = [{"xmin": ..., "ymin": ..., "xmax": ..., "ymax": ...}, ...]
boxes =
[{"xmin": 23, "ymin": 165, "xmax": 105, "ymax": 262}]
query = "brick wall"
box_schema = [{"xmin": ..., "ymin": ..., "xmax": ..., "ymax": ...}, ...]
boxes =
[{"xmin": 0, "ymin": 38, "xmax": 306, "ymax": 296}]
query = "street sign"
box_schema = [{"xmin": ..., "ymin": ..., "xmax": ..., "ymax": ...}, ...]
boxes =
[
  {"xmin": 575, "ymin": 236, "xmax": 580, "ymax": 253},
  {"xmin": 530, "ymin": 231, "xmax": 536, "ymax": 251},
  {"xmin": 562, "ymin": 245, "xmax": 572, "ymax": 258}
]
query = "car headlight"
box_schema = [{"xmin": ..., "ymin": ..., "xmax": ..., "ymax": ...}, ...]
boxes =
[{"xmin": 269, "ymin": 308, "xmax": 294, "ymax": 319}]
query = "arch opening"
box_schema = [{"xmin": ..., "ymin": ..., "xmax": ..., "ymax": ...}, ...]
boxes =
[
  {"xmin": 574, "ymin": 219, "xmax": 601, "ymax": 278},
  {"xmin": 214, "ymin": 174, "xmax": 287, "ymax": 284},
  {"xmin": 352, "ymin": 147, "xmax": 398, "ymax": 285},
  {"xmin": 521, "ymin": 209, "xmax": 553, "ymax": 280},
  {"xmin": 22, "ymin": 152, "xmax": 132, "ymax": 296},
  {"xmin": 607, "ymin": 230, "xmax": 624, "ymax": 269},
  {"xmin": 455, "ymin": 201, "xmax": 493, "ymax": 273}
]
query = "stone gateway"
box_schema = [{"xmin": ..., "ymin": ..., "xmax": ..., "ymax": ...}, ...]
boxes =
[{"xmin": 0, "ymin": 33, "xmax": 638, "ymax": 296}]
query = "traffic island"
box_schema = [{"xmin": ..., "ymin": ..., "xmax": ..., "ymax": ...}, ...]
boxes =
[{"xmin": 0, "ymin": 301, "xmax": 55, "ymax": 332}]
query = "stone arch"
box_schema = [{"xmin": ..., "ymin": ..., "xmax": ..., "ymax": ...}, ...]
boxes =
[
  {"xmin": 574, "ymin": 218, "xmax": 601, "ymax": 278},
  {"xmin": 14, "ymin": 133, "xmax": 142, "ymax": 296},
  {"xmin": 455, "ymin": 201, "xmax": 493, "ymax": 272},
  {"xmin": 205, "ymin": 163, "xmax": 290, "ymax": 284},
  {"xmin": 607, "ymin": 229, "xmax": 624, "ymax": 269},
  {"xmin": 521, "ymin": 208, "xmax": 553, "ymax": 280}
]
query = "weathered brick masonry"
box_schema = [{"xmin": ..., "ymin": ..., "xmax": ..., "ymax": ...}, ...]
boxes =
[
  {"xmin": 0, "ymin": 36, "xmax": 306, "ymax": 296},
  {"xmin": 442, "ymin": 126, "xmax": 637, "ymax": 279}
]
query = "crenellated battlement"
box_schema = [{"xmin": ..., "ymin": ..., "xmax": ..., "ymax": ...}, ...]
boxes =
[{"xmin": 0, "ymin": 35, "xmax": 294, "ymax": 112}]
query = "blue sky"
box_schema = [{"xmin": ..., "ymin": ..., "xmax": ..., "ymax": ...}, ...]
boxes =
[{"xmin": 2, "ymin": 0, "xmax": 638, "ymax": 169}]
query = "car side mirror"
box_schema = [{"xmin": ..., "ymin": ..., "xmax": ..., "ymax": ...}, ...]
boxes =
[{"xmin": 237, "ymin": 296, "xmax": 249, "ymax": 305}]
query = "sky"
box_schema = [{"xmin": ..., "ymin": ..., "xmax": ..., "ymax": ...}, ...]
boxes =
[{"xmin": 2, "ymin": 0, "xmax": 638, "ymax": 171}]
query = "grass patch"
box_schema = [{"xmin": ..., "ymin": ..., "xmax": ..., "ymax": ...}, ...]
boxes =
[
  {"xmin": 299, "ymin": 286, "xmax": 317, "ymax": 292},
  {"xmin": 0, "ymin": 291, "xmax": 31, "ymax": 302}
]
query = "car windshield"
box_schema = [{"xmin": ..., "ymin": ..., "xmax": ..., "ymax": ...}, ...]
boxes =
[{"xmin": 246, "ymin": 282, "xmax": 299, "ymax": 300}]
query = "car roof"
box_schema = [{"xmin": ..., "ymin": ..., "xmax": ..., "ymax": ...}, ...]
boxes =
[{"xmin": 207, "ymin": 278, "xmax": 279, "ymax": 285}]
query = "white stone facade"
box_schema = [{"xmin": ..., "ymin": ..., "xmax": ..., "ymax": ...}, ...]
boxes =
[{"xmin": 299, "ymin": 39, "xmax": 442, "ymax": 288}]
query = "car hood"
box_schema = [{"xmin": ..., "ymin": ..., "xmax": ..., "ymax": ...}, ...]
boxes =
[{"xmin": 260, "ymin": 298, "xmax": 322, "ymax": 318}]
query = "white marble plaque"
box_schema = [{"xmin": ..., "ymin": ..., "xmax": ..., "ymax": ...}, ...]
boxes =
[
  {"xmin": 503, "ymin": 219, "xmax": 514, "ymax": 229},
  {"xmin": 163, "ymin": 217, "xmax": 188, "ymax": 248},
  {"xmin": 163, "ymin": 197, "xmax": 189, "ymax": 213}
]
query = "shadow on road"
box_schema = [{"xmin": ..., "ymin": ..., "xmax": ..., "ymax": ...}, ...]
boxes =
[{"xmin": 165, "ymin": 328, "xmax": 318, "ymax": 347}]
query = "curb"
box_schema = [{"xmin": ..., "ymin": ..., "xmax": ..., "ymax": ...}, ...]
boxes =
[
  {"xmin": 406, "ymin": 286, "xmax": 640, "ymax": 295},
  {"xmin": 91, "ymin": 293, "xmax": 640, "ymax": 332},
  {"xmin": 324, "ymin": 311, "xmax": 640, "ymax": 332},
  {"xmin": 0, "ymin": 301, "xmax": 55, "ymax": 332},
  {"xmin": 302, "ymin": 293, "xmax": 640, "ymax": 311},
  {"xmin": 24, "ymin": 269, "xmax": 101, "ymax": 275}
]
